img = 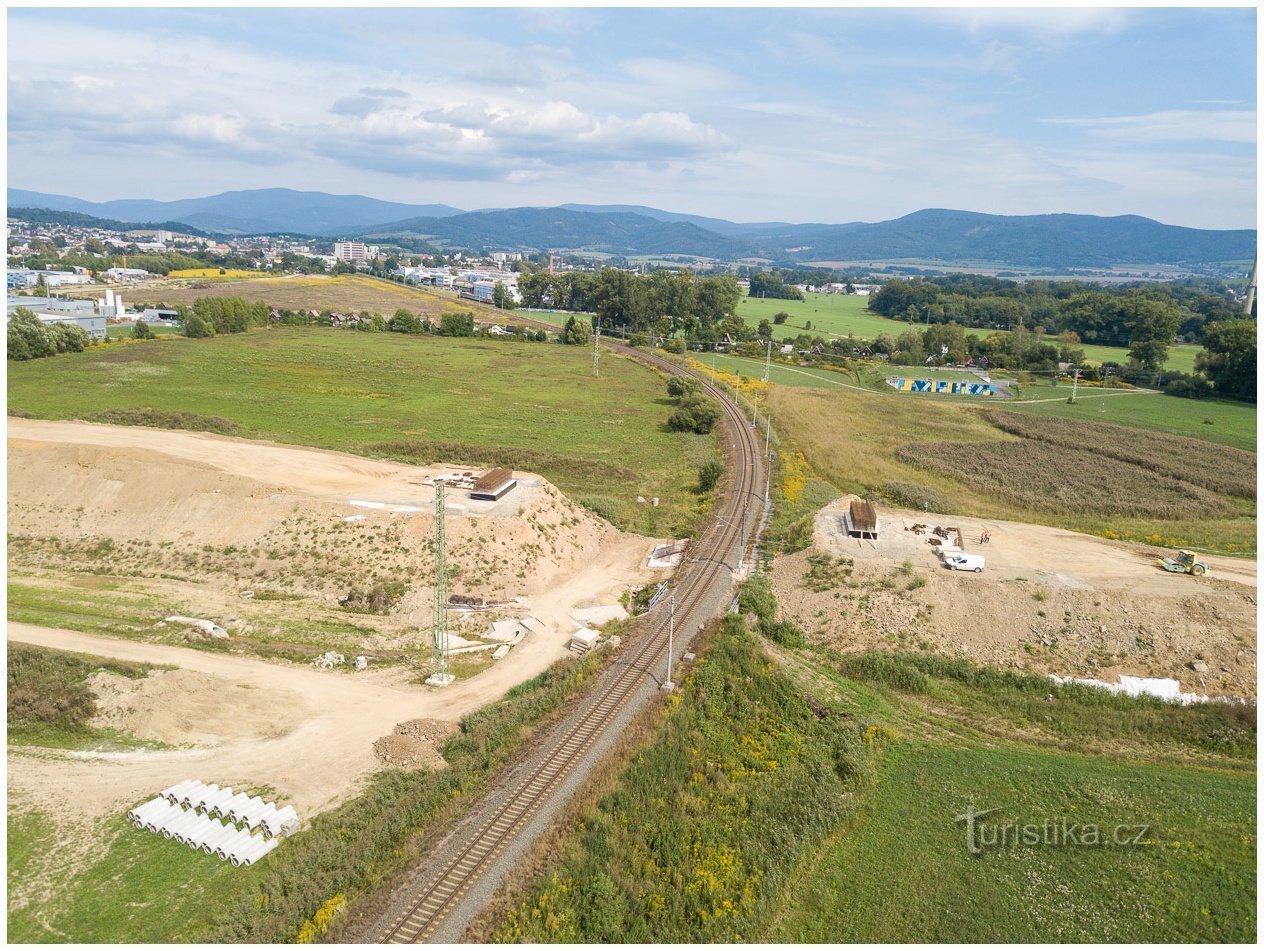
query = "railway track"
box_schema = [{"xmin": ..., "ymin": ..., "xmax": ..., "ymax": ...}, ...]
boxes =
[{"xmin": 373, "ymin": 344, "xmax": 765, "ymax": 944}]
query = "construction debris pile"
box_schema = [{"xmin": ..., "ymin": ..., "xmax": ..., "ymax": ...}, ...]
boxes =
[
  {"xmin": 372, "ymin": 718, "xmax": 455, "ymax": 770},
  {"xmin": 126, "ymin": 779, "xmax": 300, "ymax": 867}
]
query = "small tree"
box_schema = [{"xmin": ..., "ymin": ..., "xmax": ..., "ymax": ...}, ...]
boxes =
[
  {"xmin": 184, "ymin": 315, "xmax": 215, "ymax": 338},
  {"xmin": 388, "ymin": 309, "xmax": 423, "ymax": 334},
  {"xmin": 7, "ymin": 307, "xmax": 54, "ymax": 360},
  {"xmin": 562, "ymin": 315, "xmax": 591, "ymax": 345},
  {"xmin": 772, "ymin": 311, "xmax": 789, "ymax": 325},
  {"xmin": 492, "ymin": 281, "xmax": 515, "ymax": 310},
  {"xmin": 132, "ymin": 319, "xmax": 155, "ymax": 340}
]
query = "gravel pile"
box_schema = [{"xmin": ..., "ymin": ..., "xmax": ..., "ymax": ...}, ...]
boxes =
[{"xmin": 372, "ymin": 719, "xmax": 456, "ymax": 770}]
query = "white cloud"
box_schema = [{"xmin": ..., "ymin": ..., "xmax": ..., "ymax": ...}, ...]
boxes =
[{"xmin": 1044, "ymin": 110, "xmax": 1257, "ymax": 145}]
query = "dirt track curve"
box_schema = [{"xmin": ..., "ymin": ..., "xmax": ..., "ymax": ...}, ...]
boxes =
[{"xmin": 356, "ymin": 343, "xmax": 767, "ymax": 943}]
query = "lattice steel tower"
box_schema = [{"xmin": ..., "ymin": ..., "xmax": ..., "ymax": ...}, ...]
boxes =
[{"xmin": 427, "ymin": 478, "xmax": 453, "ymax": 686}]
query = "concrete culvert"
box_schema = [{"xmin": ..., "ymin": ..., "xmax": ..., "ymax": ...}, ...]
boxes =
[{"xmin": 216, "ymin": 830, "xmax": 254, "ymax": 861}]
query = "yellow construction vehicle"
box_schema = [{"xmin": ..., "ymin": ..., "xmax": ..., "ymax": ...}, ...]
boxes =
[{"xmin": 1158, "ymin": 550, "xmax": 1209, "ymax": 576}]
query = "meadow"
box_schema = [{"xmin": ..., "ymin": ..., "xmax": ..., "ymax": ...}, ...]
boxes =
[
  {"xmin": 734, "ymin": 292, "xmax": 1201, "ymax": 373},
  {"xmin": 7, "ymin": 328, "xmax": 714, "ymax": 536},
  {"xmin": 487, "ymin": 619, "xmax": 1256, "ymax": 943}
]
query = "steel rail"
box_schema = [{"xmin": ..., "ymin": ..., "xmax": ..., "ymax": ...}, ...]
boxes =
[{"xmin": 375, "ymin": 344, "xmax": 764, "ymax": 944}]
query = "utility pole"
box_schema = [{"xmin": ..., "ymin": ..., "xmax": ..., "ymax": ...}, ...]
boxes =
[
  {"xmin": 426, "ymin": 480, "xmax": 454, "ymax": 687},
  {"xmin": 662, "ymin": 594, "xmax": 676, "ymax": 692},
  {"xmin": 763, "ymin": 338, "xmax": 771, "ymax": 382},
  {"xmin": 751, "ymin": 392, "xmax": 758, "ymax": 427},
  {"xmin": 593, "ymin": 321, "xmax": 601, "ymax": 377},
  {"xmin": 1070, "ymin": 367, "xmax": 1079, "ymax": 404},
  {"xmin": 1245, "ymin": 259, "xmax": 1257, "ymax": 316},
  {"xmin": 765, "ymin": 412, "xmax": 773, "ymax": 460}
]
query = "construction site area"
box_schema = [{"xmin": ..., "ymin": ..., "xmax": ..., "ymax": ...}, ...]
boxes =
[
  {"xmin": 7, "ymin": 419, "xmax": 677, "ymax": 839},
  {"xmin": 769, "ymin": 495, "xmax": 1257, "ymax": 698}
]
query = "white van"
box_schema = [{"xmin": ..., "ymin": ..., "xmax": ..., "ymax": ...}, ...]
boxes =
[{"xmin": 944, "ymin": 553, "xmax": 985, "ymax": 573}]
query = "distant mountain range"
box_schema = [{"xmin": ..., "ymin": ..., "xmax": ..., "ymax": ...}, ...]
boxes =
[
  {"xmin": 7, "ymin": 187, "xmax": 463, "ymax": 237},
  {"xmin": 8, "ymin": 187, "xmax": 1256, "ymax": 269}
]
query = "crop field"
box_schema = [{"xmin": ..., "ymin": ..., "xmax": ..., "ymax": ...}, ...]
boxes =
[
  {"xmin": 985, "ymin": 411, "xmax": 1255, "ymax": 499},
  {"xmin": 895, "ymin": 439, "xmax": 1231, "ymax": 519},
  {"xmin": 64, "ymin": 274, "xmax": 508, "ymax": 324},
  {"xmin": 6, "ymin": 328, "xmax": 714, "ymax": 536},
  {"xmin": 486, "ymin": 621, "xmax": 1256, "ymax": 943},
  {"xmin": 766, "ymin": 383, "xmax": 1256, "ymax": 552},
  {"xmin": 166, "ymin": 268, "xmax": 262, "ymax": 279}
]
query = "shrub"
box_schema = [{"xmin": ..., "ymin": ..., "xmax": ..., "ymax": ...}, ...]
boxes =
[
  {"xmin": 81, "ymin": 408, "xmax": 243, "ymax": 436},
  {"xmin": 131, "ymin": 319, "xmax": 155, "ymax": 340},
  {"xmin": 339, "ymin": 581, "xmax": 407, "ymax": 615},
  {"xmin": 438, "ymin": 312, "xmax": 475, "ymax": 337},
  {"xmin": 666, "ymin": 375, "xmax": 700, "ymax": 399},
  {"xmin": 667, "ymin": 393, "xmax": 721, "ymax": 434},
  {"xmin": 696, "ymin": 457, "xmax": 724, "ymax": 492}
]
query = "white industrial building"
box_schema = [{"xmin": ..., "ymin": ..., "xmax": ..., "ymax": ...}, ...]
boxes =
[
  {"xmin": 6, "ymin": 295, "xmax": 108, "ymax": 340},
  {"xmin": 104, "ymin": 267, "xmax": 150, "ymax": 281},
  {"xmin": 333, "ymin": 241, "xmax": 379, "ymax": 264}
]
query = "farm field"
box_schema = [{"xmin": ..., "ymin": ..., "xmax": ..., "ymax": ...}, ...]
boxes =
[
  {"xmin": 63, "ymin": 274, "xmax": 510, "ymax": 324},
  {"xmin": 7, "ymin": 328, "xmax": 712, "ymax": 536},
  {"xmin": 765, "ymin": 382, "xmax": 1256, "ymax": 552},
  {"xmin": 483, "ymin": 622, "xmax": 1256, "ymax": 943}
]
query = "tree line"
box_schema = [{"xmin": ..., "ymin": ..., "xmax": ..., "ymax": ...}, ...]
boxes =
[{"xmin": 517, "ymin": 268, "xmax": 747, "ymax": 342}]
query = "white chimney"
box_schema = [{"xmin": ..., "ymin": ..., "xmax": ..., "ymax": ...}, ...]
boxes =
[{"xmin": 115, "ymin": 295, "xmax": 125, "ymax": 317}]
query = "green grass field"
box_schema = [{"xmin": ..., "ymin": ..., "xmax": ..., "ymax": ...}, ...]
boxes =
[
  {"xmin": 735, "ymin": 292, "xmax": 1202, "ymax": 373},
  {"xmin": 7, "ymin": 328, "xmax": 715, "ymax": 536},
  {"xmin": 1000, "ymin": 386, "xmax": 1256, "ymax": 451},
  {"xmin": 771, "ymin": 742, "xmax": 1255, "ymax": 942},
  {"xmin": 737, "ymin": 292, "xmax": 902, "ymax": 339},
  {"xmin": 489, "ymin": 620, "xmax": 1256, "ymax": 943}
]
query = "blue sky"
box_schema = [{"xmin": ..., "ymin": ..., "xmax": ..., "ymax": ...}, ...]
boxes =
[{"xmin": 7, "ymin": 6, "xmax": 1257, "ymax": 228}]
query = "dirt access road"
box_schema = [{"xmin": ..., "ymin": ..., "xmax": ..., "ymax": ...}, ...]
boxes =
[{"xmin": 7, "ymin": 619, "xmax": 587, "ymax": 823}]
